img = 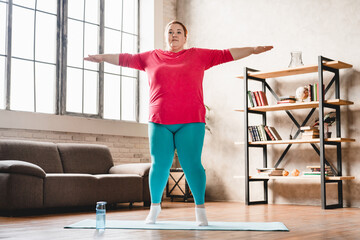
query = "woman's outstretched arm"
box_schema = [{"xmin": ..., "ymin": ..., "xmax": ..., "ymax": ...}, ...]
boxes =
[
  {"xmin": 229, "ymin": 46, "xmax": 273, "ymax": 60},
  {"xmin": 84, "ymin": 54, "xmax": 119, "ymax": 65}
]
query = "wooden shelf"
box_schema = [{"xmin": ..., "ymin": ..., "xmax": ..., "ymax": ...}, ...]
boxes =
[
  {"xmin": 234, "ymin": 99, "xmax": 353, "ymax": 112},
  {"xmin": 249, "ymin": 175, "xmax": 355, "ymax": 181},
  {"xmin": 235, "ymin": 138, "xmax": 355, "ymax": 145},
  {"xmin": 237, "ymin": 60, "xmax": 352, "ymax": 79}
]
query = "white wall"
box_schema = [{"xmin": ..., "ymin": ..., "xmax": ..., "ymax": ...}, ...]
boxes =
[{"xmin": 177, "ymin": 0, "xmax": 360, "ymax": 207}]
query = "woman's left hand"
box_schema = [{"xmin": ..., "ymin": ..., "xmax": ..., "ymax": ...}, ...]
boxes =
[{"xmin": 253, "ymin": 46, "xmax": 273, "ymax": 54}]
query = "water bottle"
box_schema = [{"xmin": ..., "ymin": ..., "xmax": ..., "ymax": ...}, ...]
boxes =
[{"xmin": 96, "ymin": 201, "xmax": 107, "ymax": 229}]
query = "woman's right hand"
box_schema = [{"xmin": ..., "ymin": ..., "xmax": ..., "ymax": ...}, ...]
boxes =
[{"xmin": 84, "ymin": 54, "xmax": 104, "ymax": 63}]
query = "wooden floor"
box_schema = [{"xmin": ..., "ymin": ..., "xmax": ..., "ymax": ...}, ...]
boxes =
[{"xmin": 1, "ymin": 200, "xmax": 360, "ymax": 240}]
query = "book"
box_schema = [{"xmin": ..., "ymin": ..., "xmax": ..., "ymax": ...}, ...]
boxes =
[
  {"xmin": 258, "ymin": 91, "xmax": 268, "ymax": 106},
  {"xmin": 303, "ymin": 172, "xmax": 329, "ymax": 176},
  {"xmin": 249, "ymin": 125, "xmax": 283, "ymax": 142},
  {"xmin": 254, "ymin": 91, "xmax": 262, "ymax": 106},
  {"xmin": 250, "ymin": 126, "xmax": 260, "ymax": 141},
  {"xmin": 307, "ymin": 83, "xmax": 325, "ymax": 101},
  {"xmin": 279, "ymin": 95, "xmax": 296, "ymax": 101},
  {"xmin": 300, "ymin": 126, "xmax": 319, "ymax": 131},
  {"xmin": 303, "ymin": 171, "xmax": 333, "ymax": 176},
  {"xmin": 251, "ymin": 92, "xmax": 258, "ymax": 107},
  {"xmin": 258, "ymin": 125, "xmax": 268, "ymax": 141},
  {"xmin": 257, "ymin": 168, "xmax": 284, "ymax": 176},
  {"xmin": 301, "ymin": 135, "xmax": 320, "ymax": 139},
  {"xmin": 259, "ymin": 125, "xmax": 270, "ymax": 141},
  {"xmin": 257, "ymin": 167, "xmax": 284, "ymax": 171},
  {"xmin": 247, "ymin": 91, "xmax": 255, "ymax": 107},
  {"xmin": 277, "ymin": 99, "xmax": 296, "ymax": 104},
  {"xmin": 306, "ymin": 166, "xmax": 331, "ymax": 169},
  {"xmin": 254, "ymin": 126, "xmax": 261, "ymax": 141},
  {"xmin": 248, "ymin": 127, "xmax": 254, "ymax": 141},
  {"xmin": 264, "ymin": 126, "xmax": 276, "ymax": 140},
  {"xmin": 268, "ymin": 126, "xmax": 282, "ymax": 140},
  {"xmin": 248, "ymin": 126, "xmax": 256, "ymax": 141},
  {"xmin": 302, "ymin": 130, "xmax": 319, "ymax": 136},
  {"xmin": 257, "ymin": 91, "xmax": 265, "ymax": 106}
]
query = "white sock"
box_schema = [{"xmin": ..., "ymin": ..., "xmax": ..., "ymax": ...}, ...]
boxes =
[
  {"xmin": 195, "ymin": 207, "xmax": 208, "ymax": 226},
  {"xmin": 145, "ymin": 205, "xmax": 161, "ymax": 224}
]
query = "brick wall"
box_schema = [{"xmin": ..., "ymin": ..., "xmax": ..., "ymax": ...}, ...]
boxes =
[{"xmin": 0, "ymin": 128, "xmax": 150, "ymax": 165}]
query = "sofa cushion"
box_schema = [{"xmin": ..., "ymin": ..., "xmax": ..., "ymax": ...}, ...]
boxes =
[
  {"xmin": 44, "ymin": 173, "xmax": 98, "ymax": 208},
  {"xmin": 57, "ymin": 143, "xmax": 114, "ymax": 174},
  {"xmin": 0, "ymin": 160, "xmax": 46, "ymax": 178},
  {"xmin": 109, "ymin": 163, "xmax": 151, "ymax": 177},
  {"xmin": 0, "ymin": 140, "xmax": 63, "ymax": 173},
  {"xmin": 95, "ymin": 174, "xmax": 143, "ymax": 203}
]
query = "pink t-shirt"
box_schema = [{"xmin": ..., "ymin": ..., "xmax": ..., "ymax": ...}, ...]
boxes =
[{"xmin": 118, "ymin": 47, "xmax": 234, "ymax": 124}]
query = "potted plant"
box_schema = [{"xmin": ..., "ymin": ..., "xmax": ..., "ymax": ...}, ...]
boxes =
[{"xmin": 314, "ymin": 111, "xmax": 336, "ymax": 138}]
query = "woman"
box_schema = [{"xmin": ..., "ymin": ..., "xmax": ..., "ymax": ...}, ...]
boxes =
[{"xmin": 85, "ymin": 20, "xmax": 273, "ymax": 226}]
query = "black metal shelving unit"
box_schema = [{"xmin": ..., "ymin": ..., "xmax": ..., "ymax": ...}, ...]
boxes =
[{"xmin": 242, "ymin": 56, "xmax": 354, "ymax": 209}]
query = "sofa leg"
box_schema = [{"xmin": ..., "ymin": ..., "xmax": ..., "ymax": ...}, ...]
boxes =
[
  {"xmin": 129, "ymin": 202, "xmax": 133, "ymax": 209},
  {"xmin": 143, "ymin": 201, "xmax": 151, "ymax": 207}
]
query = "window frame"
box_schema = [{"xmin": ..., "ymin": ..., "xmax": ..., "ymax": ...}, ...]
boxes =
[{"xmin": 3, "ymin": 0, "xmax": 140, "ymax": 122}]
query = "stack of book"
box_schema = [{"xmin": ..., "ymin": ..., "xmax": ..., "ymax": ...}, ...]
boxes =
[
  {"xmin": 303, "ymin": 166, "xmax": 334, "ymax": 176},
  {"xmin": 308, "ymin": 83, "xmax": 325, "ymax": 101},
  {"xmin": 247, "ymin": 91, "xmax": 268, "ymax": 107},
  {"xmin": 277, "ymin": 95, "xmax": 296, "ymax": 104},
  {"xmin": 257, "ymin": 167, "xmax": 285, "ymax": 176},
  {"xmin": 248, "ymin": 125, "xmax": 282, "ymax": 142},
  {"xmin": 300, "ymin": 126, "xmax": 319, "ymax": 139}
]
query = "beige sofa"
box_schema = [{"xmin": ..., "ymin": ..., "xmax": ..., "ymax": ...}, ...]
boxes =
[{"xmin": 0, "ymin": 139, "xmax": 151, "ymax": 214}]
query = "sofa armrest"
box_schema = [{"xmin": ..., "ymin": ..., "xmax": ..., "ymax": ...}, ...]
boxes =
[
  {"xmin": 109, "ymin": 163, "xmax": 151, "ymax": 177},
  {"xmin": 0, "ymin": 160, "xmax": 46, "ymax": 178}
]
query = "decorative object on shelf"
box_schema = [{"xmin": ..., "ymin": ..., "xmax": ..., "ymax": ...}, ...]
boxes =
[
  {"xmin": 295, "ymin": 86, "xmax": 309, "ymax": 102},
  {"xmin": 291, "ymin": 169, "xmax": 300, "ymax": 176},
  {"xmin": 288, "ymin": 51, "xmax": 304, "ymax": 68},
  {"xmin": 282, "ymin": 170, "xmax": 289, "ymax": 176}
]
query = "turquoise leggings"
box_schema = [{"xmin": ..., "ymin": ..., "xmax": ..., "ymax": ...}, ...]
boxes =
[{"xmin": 148, "ymin": 122, "xmax": 206, "ymax": 205}]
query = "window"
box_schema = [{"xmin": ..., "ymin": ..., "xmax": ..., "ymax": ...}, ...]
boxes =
[
  {"xmin": 10, "ymin": 0, "xmax": 57, "ymax": 113},
  {"xmin": 103, "ymin": 0, "xmax": 138, "ymax": 121},
  {"xmin": 1, "ymin": 0, "xmax": 140, "ymax": 122},
  {"xmin": 66, "ymin": 0, "xmax": 99, "ymax": 115},
  {"xmin": 0, "ymin": 0, "xmax": 7, "ymax": 109}
]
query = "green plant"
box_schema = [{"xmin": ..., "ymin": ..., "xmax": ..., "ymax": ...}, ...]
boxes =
[{"xmin": 205, "ymin": 104, "xmax": 212, "ymax": 134}]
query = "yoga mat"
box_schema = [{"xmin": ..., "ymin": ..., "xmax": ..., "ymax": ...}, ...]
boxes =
[{"xmin": 65, "ymin": 219, "xmax": 289, "ymax": 231}]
